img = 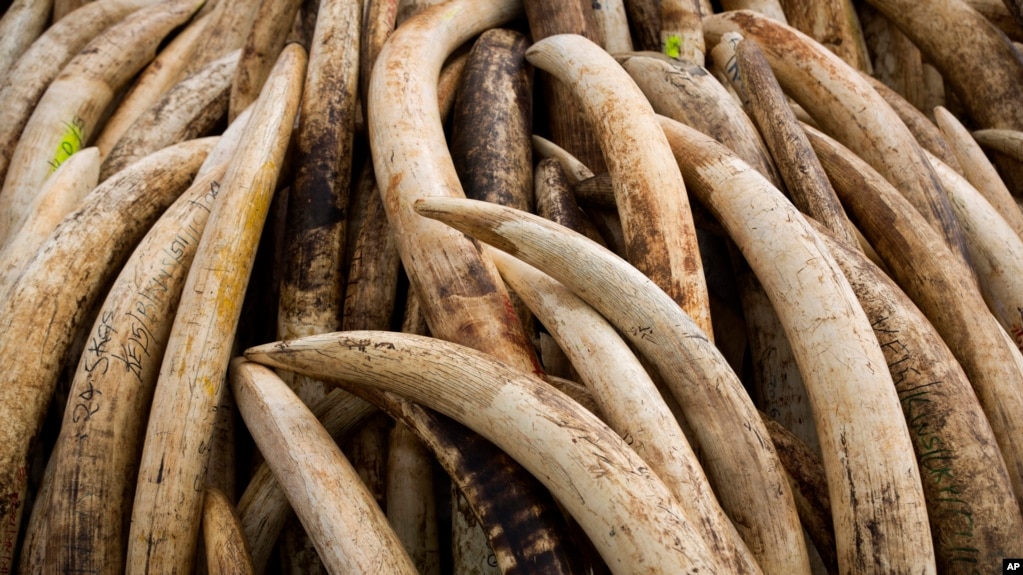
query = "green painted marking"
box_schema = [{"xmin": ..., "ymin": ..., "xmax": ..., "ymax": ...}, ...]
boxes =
[
  {"xmin": 664, "ymin": 35, "xmax": 682, "ymax": 59},
  {"xmin": 50, "ymin": 117, "xmax": 85, "ymax": 173}
]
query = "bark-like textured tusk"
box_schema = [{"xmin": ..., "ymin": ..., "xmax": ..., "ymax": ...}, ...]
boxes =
[
  {"xmin": 91, "ymin": 11, "xmax": 213, "ymax": 160},
  {"xmin": 0, "ymin": 137, "xmax": 215, "ymax": 575},
  {"xmin": 0, "ymin": 146, "xmax": 99, "ymax": 298},
  {"xmin": 126, "ymin": 44, "xmax": 304, "ymax": 574},
  {"xmin": 972, "ymin": 128, "xmax": 1023, "ymax": 163},
  {"xmin": 202, "ymin": 487, "xmax": 257, "ymax": 575},
  {"xmin": 229, "ymin": 0, "xmax": 304, "ymax": 121},
  {"xmin": 813, "ymin": 218, "xmax": 1023, "ymax": 573},
  {"xmin": 180, "ymin": 0, "xmax": 259, "ymax": 77},
  {"xmin": 38, "ymin": 164, "xmax": 226, "ymax": 574},
  {"xmin": 659, "ymin": 117, "xmax": 932, "ymax": 574},
  {"xmin": 703, "ymin": 10, "xmax": 972, "ymax": 272},
  {"xmin": 231, "ymin": 360, "xmax": 419, "ymax": 574},
  {"xmin": 527, "ymin": 34, "xmax": 713, "ymax": 339},
  {"xmin": 367, "ymin": 0, "xmax": 541, "ymax": 374},
  {"xmin": 100, "ymin": 49, "xmax": 240, "ymax": 180},
  {"xmin": 358, "ymin": 0, "xmax": 399, "ymax": 106},
  {"xmin": 245, "ymin": 331, "xmax": 726, "ymax": 575},
  {"xmin": 807, "ymin": 124, "xmax": 1023, "ymax": 509},
  {"xmin": 491, "ymin": 249, "xmax": 762, "ymax": 575},
  {"xmin": 776, "ymin": 0, "xmax": 872, "ymax": 71},
  {"xmin": 0, "ymin": 0, "xmax": 161, "ymax": 188},
  {"xmin": 534, "ymin": 157, "xmax": 606, "ymax": 247},
  {"xmin": 413, "ymin": 196, "xmax": 808, "ymax": 575},
  {"xmin": 0, "ymin": 0, "xmax": 205, "ymax": 248},
  {"xmin": 622, "ymin": 0, "xmax": 659, "ymax": 51},
  {"xmin": 935, "ymin": 106, "xmax": 1023, "ymax": 240}
]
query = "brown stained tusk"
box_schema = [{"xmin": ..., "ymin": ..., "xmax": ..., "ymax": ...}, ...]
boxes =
[
  {"xmin": 967, "ymin": 0, "xmax": 1023, "ymax": 38},
  {"xmin": 861, "ymin": 73, "xmax": 963, "ymax": 174},
  {"xmin": 810, "ymin": 217, "xmax": 1023, "ymax": 573},
  {"xmin": 491, "ymin": 249, "xmax": 762, "ymax": 575},
  {"xmin": 451, "ymin": 28, "xmax": 533, "ymax": 214},
  {"xmin": 229, "ymin": 0, "xmax": 304, "ymax": 121},
  {"xmin": 0, "ymin": 0, "xmax": 163, "ymax": 192},
  {"xmin": 759, "ymin": 416, "xmax": 837, "ymax": 575},
  {"xmin": 806, "ymin": 123, "xmax": 1023, "ymax": 509},
  {"xmin": 100, "ymin": 49, "xmax": 240, "ymax": 181},
  {"xmin": 928, "ymin": 151, "xmax": 1023, "ymax": 344},
  {"xmin": 237, "ymin": 389, "xmax": 376, "ymax": 573},
  {"xmin": 972, "ymin": 128, "xmax": 1023, "ymax": 164},
  {"xmin": 777, "ymin": 0, "xmax": 873, "ymax": 72},
  {"xmin": 359, "ymin": 0, "xmax": 399, "ymax": 106},
  {"xmin": 367, "ymin": 0, "xmax": 542, "ymax": 375},
  {"xmin": 386, "ymin": 422, "xmax": 441, "ymax": 575},
  {"xmin": 659, "ymin": 117, "xmax": 934, "ymax": 574},
  {"xmin": 0, "ymin": 146, "xmax": 99, "ymax": 298},
  {"xmin": 180, "ymin": 0, "xmax": 260, "ymax": 77},
  {"xmin": 126, "ymin": 44, "xmax": 305, "ymax": 575},
  {"xmin": 413, "ymin": 196, "xmax": 809, "ymax": 575},
  {"xmin": 729, "ymin": 35, "xmax": 859, "ymax": 247},
  {"xmin": 534, "ymin": 157, "xmax": 607, "ymax": 247},
  {"xmin": 622, "ymin": 0, "xmax": 660, "ymax": 51},
  {"xmin": 526, "ymin": 34, "xmax": 713, "ymax": 339},
  {"xmin": 0, "ymin": 0, "xmax": 53, "ymax": 81},
  {"xmin": 202, "ymin": 487, "xmax": 257, "ymax": 575},
  {"xmin": 0, "ymin": 0, "xmax": 206, "ymax": 249},
  {"xmin": 619, "ymin": 51, "xmax": 783, "ymax": 189},
  {"xmin": 935, "ymin": 106, "xmax": 1023, "ymax": 239},
  {"xmin": 92, "ymin": 10, "xmax": 214, "ymax": 160},
  {"xmin": 859, "ymin": 5, "xmax": 933, "ymax": 112},
  {"xmin": 0, "ymin": 137, "xmax": 216, "ymax": 575},
  {"xmin": 245, "ymin": 331, "xmax": 727, "ymax": 575},
  {"xmin": 659, "ymin": 0, "xmax": 705, "ymax": 64},
  {"xmin": 703, "ymin": 10, "xmax": 974, "ymax": 274},
  {"xmin": 231, "ymin": 360, "xmax": 419, "ymax": 574},
  {"xmin": 531, "ymin": 134, "xmax": 595, "ymax": 185},
  {"xmin": 277, "ymin": 0, "xmax": 361, "ymax": 405},
  {"xmin": 523, "ymin": 0, "xmax": 607, "ymax": 172},
  {"xmin": 39, "ymin": 163, "xmax": 226, "ymax": 574}
]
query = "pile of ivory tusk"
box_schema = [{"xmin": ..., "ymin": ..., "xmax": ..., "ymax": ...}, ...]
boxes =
[{"xmin": 2, "ymin": 0, "xmax": 1023, "ymax": 572}]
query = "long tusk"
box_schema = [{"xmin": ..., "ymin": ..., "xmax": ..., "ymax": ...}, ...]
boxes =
[
  {"xmin": 386, "ymin": 422, "xmax": 441, "ymax": 575},
  {"xmin": 0, "ymin": 137, "xmax": 215, "ymax": 575},
  {"xmin": 658, "ymin": 117, "xmax": 933, "ymax": 574},
  {"xmin": 592, "ymin": 0, "xmax": 634, "ymax": 53},
  {"xmin": 811, "ymin": 217, "xmax": 1023, "ymax": 572},
  {"xmin": 367, "ymin": 0, "xmax": 541, "ymax": 373},
  {"xmin": 179, "ymin": 0, "xmax": 259, "ymax": 77},
  {"xmin": 775, "ymin": 0, "xmax": 872, "ymax": 71},
  {"xmin": 0, "ymin": 0, "xmax": 53, "ymax": 81},
  {"xmin": 91, "ymin": 10, "xmax": 214, "ymax": 160},
  {"xmin": 971, "ymin": 128, "xmax": 1023, "ymax": 163},
  {"xmin": 0, "ymin": 0, "xmax": 162, "ymax": 187},
  {"xmin": 0, "ymin": 146, "xmax": 99, "ymax": 298},
  {"xmin": 202, "ymin": 487, "xmax": 257, "ymax": 575},
  {"xmin": 100, "ymin": 49, "xmax": 240, "ymax": 180},
  {"xmin": 491, "ymin": 249, "xmax": 763, "ymax": 575},
  {"xmin": 413, "ymin": 196, "xmax": 809, "ymax": 575},
  {"xmin": 703, "ymin": 10, "xmax": 973, "ymax": 273},
  {"xmin": 231, "ymin": 360, "xmax": 419, "ymax": 574},
  {"xmin": 37, "ymin": 163, "xmax": 226, "ymax": 574},
  {"xmin": 0, "ymin": 0, "xmax": 206, "ymax": 248},
  {"xmin": 245, "ymin": 331, "xmax": 727, "ymax": 575},
  {"xmin": 806, "ymin": 123, "xmax": 1023, "ymax": 508},
  {"xmin": 935, "ymin": 106, "xmax": 1023, "ymax": 240},
  {"xmin": 526, "ymin": 34, "xmax": 713, "ymax": 339},
  {"xmin": 534, "ymin": 157, "xmax": 607, "ymax": 247},
  {"xmin": 125, "ymin": 44, "xmax": 304, "ymax": 575},
  {"xmin": 229, "ymin": 0, "xmax": 304, "ymax": 121}
]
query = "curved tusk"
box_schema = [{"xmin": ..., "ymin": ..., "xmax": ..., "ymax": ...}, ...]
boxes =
[
  {"xmin": 245, "ymin": 331, "xmax": 726, "ymax": 575},
  {"xmin": 491, "ymin": 249, "xmax": 762, "ymax": 575},
  {"xmin": 775, "ymin": 0, "xmax": 872, "ymax": 71},
  {"xmin": 972, "ymin": 128, "xmax": 1023, "ymax": 163},
  {"xmin": 228, "ymin": 0, "xmax": 304, "ymax": 121},
  {"xmin": 101, "ymin": 49, "xmax": 240, "ymax": 180},
  {"xmin": 0, "ymin": 0, "xmax": 162, "ymax": 189},
  {"xmin": 367, "ymin": 0, "xmax": 541, "ymax": 373},
  {"xmin": 526, "ymin": 33, "xmax": 713, "ymax": 339},
  {"xmin": 0, "ymin": 0, "xmax": 206, "ymax": 248},
  {"xmin": 934, "ymin": 106, "xmax": 1023, "ymax": 241},
  {"xmin": 231, "ymin": 360, "xmax": 419, "ymax": 574},
  {"xmin": 703, "ymin": 10, "xmax": 973, "ymax": 272},
  {"xmin": 812, "ymin": 217, "xmax": 1023, "ymax": 572},
  {"xmin": 806, "ymin": 123, "xmax": 1023, "ymax": 509},
  {"xmin": 658, "ymin": 116, "xmax": 932, "ymax": 574},
  {"xmin": 531, "ymin": 134, "xmax": 595, "ymax": 185},
  {"xmin": 413, "ymin": 196, "xmax": 809, "ymax": 575},
  {"xmin": 0, "ymin": 137, "xmax": 215, "ymax": 575},
  {"xmin": 0, "ymin": 0, "xmax": 53, "ymax": 81},
  {"xmin": 126, "ymin": 44, "xmax": 304, "ymax": 575}
]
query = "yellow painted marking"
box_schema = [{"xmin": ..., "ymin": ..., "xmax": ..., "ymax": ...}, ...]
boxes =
[
  {"xmin": 664, "ymin": 35, "xmax": 682, "ymax": 60},
  {"xmin": 50, "ymin": 118, "xmax": 85, "ymax": 173}
]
